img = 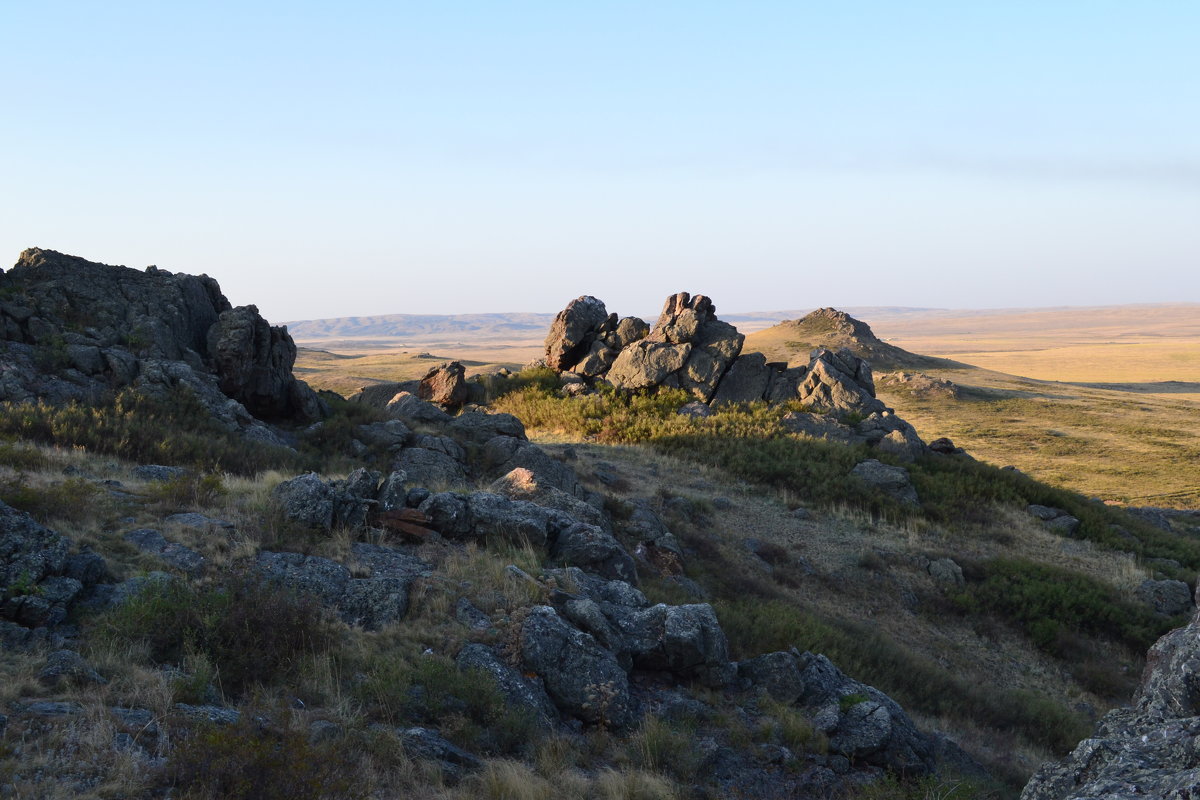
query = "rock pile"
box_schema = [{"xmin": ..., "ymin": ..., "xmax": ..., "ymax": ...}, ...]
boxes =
[
  {"xmin": 1022, "ymin": 587, "xmax": 1200, "ymax": 799},
  {"xmin": 0, "ymin": 249, "xmax": 323, "ymax": 437},
  {"xmin": 542, "ymin": 292, "xmax": 930, "ymax": 458}
]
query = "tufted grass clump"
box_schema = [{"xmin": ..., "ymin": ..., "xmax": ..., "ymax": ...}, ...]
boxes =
[
  {"xmin": 0, "ymin": 475, "xmax": 103, "ymax": 525},
  {"xmin": 167, "ymin": 717, "xmax": 366, "ymax": 800},
  {"xmin": 354, "ymin": 652, "xmax": 540, "ymax": 755},
  {"xmin": 715, "ymin": 598, "xmax": 1089, "ymax": 755},
  {"xmin": 0, "ymin": 388, "xmax": 303, "ymax": 475},
  {"xmin": 96, "ymin": 573, "xmax": 336, "ymax": 699}
]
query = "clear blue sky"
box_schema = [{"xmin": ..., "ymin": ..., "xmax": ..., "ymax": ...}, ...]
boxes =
[{"xmin": 2, "ymin": 2, "xmax": 1197, "ymax": 322}]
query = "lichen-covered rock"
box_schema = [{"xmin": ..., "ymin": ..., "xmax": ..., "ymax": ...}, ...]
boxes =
[
  {"xmin": 797, "ymin": 348, "xmax": 886, "ymax": 416},
  {"xmin": 1137, "ymin": 579, "xmax": 1194, "ymax": 617},
  {"xmin": 456, "ymin": 642, "xmax": 557, "ymax": 726},
  {"xmin": 551, "ymin": 522, "xmax": 637, "ymax": 584},
  {"xmin": 739, "ymin": 651, "xmax": 806, "ymax": 704},
  {"xmin": 850, "ymin": 460, "xmax": 919, "ymax": 506},
  {"xmin": 124, "ymin": 529, "xmax": 205, "ymax": 576},
  {"xmin": 272, "ymin": 473, "xmax": 335, "ymax": 529},
  {"xmin": 519, "ymin": 606, "xmax": 636, "ymax": 729},
  {"xmin": 38, "ymin": 649, "xmax": 106, "ymax": 688},
  {"xmin": 1021, "ymin": 592, "xmax": 1200, "ymax": 799},
  {"xmin": 393, "ymin": 447, "xmax": 468, "ymax": 489}
]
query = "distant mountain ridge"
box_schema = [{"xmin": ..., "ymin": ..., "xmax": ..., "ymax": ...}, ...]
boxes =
[{"xmin": 284, "ymin": 306, "xmax": 942, "ymax": 342}]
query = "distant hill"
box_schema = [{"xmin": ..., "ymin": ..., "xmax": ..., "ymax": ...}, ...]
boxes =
[
  {"xmin": 285, "ymin": 313, "xmax": 557, "ymax": 342},
  {"xmin": 743, "ymin": 307, "xmax": 967, "ymax": 371}
]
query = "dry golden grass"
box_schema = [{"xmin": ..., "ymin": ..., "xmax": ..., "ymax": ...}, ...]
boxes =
[{"xmin": 294, "ymin": 348, "xmax": 522, "ymax": 396}]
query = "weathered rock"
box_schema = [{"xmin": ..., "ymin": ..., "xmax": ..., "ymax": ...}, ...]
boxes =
[
  {"xmin": 1136, "ymin": 579, "xmax": 1194, "ymax": 617},
  {"xmin": 927, "ymin": 558, "xmax": 965, "ymax": 590},
  {"xmin": 519, "ymin": 606, "xmax": 636, "ymax": 729},
  {"xmin": 401, "ymin": 726, "xmax": 482, "ymax": 781},
  {"xmin": 208, "ymin": 305, "xmax": 323, "ymax": 421},
  {"xmin": 446, "ymin": 411, "xmax": 526, "ymax": 447},
  {"xmin": 710, "ymin": 352, "xmax": 773, "ymax": 405},
  {"xmin": 607, "ymin": 340, "xmax": 693, "ymax": 390},
  {"xmin": 1046, "ymin": 515, "xmax": 1081, "ymax": 536},
  {"xmin": 456, "ymin": 642, "xmax": 557, "ymax": 725},
  {"xmin": 131, "ymin": 464, "xmax": 189, "ymax": 482},
  {"xmin": 418, "ymin": 361, "xmax": 469, "ymax": 409},
  {"xmin": 38, "ymin": 649, "xmax": 106, "ymax": 688},
  {"xmin": 1028, "ymin": 504, "xmax": 1065, "ymax": 521},
  {"xmin": 545, "ymin": 296, "xmax": 611, "ymax": 371},
  {"xmin": 490, "ymin": 468, "xmax": 606, "ymax": 530},
  {"xmin": 124, "ymin": 529, "xmax": 205, "ymax": 575},
  {"xmin": 465, "ymin": 492, "xmax": 563, "ymax": 547},
  {"xmin": 603, "ymin": 602, "xmax": 734, "ymax": 687},
  {"xmin": 394, "ymin": 447, "xmax": 468, "ymax": 489},
  {"xmin": 551, "ymin": 523, "xmax": 637, "ymax": 583},
  {"xmin": 797, "ymin": 349, "xmax": 886, "ymax": 416},
  {"xmin": 384, "ymin": 391, "xmax": 452, "ymax": 425},
  {"xmin": 1021, "ymin": 592, "xmax": 1200, "ymax": 799},
  {"xmin": 272, "ymin": 473, "xmax": 335, "ymax": 529},
  {"xmin": 739, "ymin": 651, "xmax": 805, "ymax": 705},
  {"xmin": 0, "ymin": 501, "xmax": 96, "ymax": 631},
  {"xmin": 850, "ymin": 460, "xmax": 919, "ymax": 506},
  {"xmin": 799, "ymin": 652, "xmax": 934, "ymax": 775}
]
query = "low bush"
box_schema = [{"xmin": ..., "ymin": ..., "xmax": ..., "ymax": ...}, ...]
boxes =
[
  {"xmin": 355, "ymin": 652, "xmax": 540, "ymax": 755},
  {"xmin": 716, "ymin": 598, "xmax": 1089, "ymax": 755},
  {"xmin": 167, "ymin": 717, "xmax": 365, "ymax": 800},
  {"xmin": 98, "ymin": 574, "xmax": 335, "ymax": 698},
  {"xmin": 0, "ymin": 388, "xmax": 302, "ymax": 475},
  {"xmin": 0, "ymin": 476, "xmax": 102, "ymax": 524}
]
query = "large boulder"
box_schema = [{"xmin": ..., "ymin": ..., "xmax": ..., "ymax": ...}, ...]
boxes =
[
  {"xmin": 418, "ymin": 361, "xmax": 469, "ymax": 409},
  {"xmin": 519, "ymin": 606, "xmax": 636, "ymax": 729},
  {"xmin": 710, "ymin": 352, "xmax": 773, "ymax": 406},
  {"xmin": 1022, "ymin": 593, "xmax": 1200, "ymax": 799},
  {"xmin": 550, "ymin": 522, "xmax": 637, "ymax": 584},
  {"xmin": 850, "ymin": 459, "xmax": 920, "ymax": 506},
  {"xmin": 544, "ymin": 296, "xmax": 611, "ymax": 371},
  {"xmin": 797, "ymin": 348, "xmax": 886, "ymax": 416}
]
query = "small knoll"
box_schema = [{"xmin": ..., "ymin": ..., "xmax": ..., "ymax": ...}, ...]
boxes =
[{"xmin": 744, "ymin": 308, "xmax": 966, "ymax": 372}]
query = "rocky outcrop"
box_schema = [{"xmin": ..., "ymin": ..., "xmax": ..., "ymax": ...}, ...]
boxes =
[
  {"xmin": 0, "ymin": 248, "xmax": 322, "ymax": 429},
  {"xmin": 1, "ymin": 500, "xmax": 107, "ymax": 646},
  {"xmin": 1022, "ymin": 588, "xmax": 1200, "ymax": 799},
  {"xmin": 539, "ymin": 294, "xmax": 929, "ymax": 457},
  {"xmin": 607, "ymin": 293, "xmax": 744, "ymax": 402}
]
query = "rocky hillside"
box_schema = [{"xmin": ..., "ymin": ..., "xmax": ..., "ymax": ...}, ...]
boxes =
[
  {"xmin": 3, "ymin": 262, "xmax": 1200, "ymax": 799},
  {"xmin": 744, "ymin": 308, "xmax": 962, "ymax": 372}
]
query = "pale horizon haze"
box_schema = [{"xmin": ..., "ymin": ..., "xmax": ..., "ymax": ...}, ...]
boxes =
[{"xmin": 2, "ymin": 2, "xmax": 1197, "ymax": 323}]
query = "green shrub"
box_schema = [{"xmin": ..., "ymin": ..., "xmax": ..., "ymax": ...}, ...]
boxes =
[
  {"xmin": 0, "ymin": 388, "xmax": 303, "ymax": 475},
  {"xmin": 144, "ymin": 472, "xmax": 227, "ymax": 509},
  {"xmin": 0, "ymin": 442, "xmax": 51, "ymax": 471},
  {"xmin": 355, "ymin": 652, "xmax": 539, "ymax": 755},
  {"xmin": 716, "ymin": 598, "xmax": 1089, "ymax": 754},
  {"xmin": 167, "ymin": 717, "xmax": 365, "ymax": 800},
  {"xmin": 98, "ymin": 574, "xmax": 334, "ymax": 698},
  {"xmin": 954, "ymin": 558, "xmax": 1183, "ymax": 655},
  {"xmin": 0, "ymin": 476, "xmax": 102, "ymax": 524}
]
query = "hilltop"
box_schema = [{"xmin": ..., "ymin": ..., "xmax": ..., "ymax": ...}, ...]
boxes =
[{"xmin": 744, "ymin": 308, "xmax": 965, "ymax": 372}]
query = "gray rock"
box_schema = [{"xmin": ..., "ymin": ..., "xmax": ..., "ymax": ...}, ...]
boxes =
[
  {"xmin": 1028, "ymin": 504, "xmax": 1064, "ymax": 521},
  {"xmin": 551, "ymin": 523, "xmax": 637, "ymax": 583},
  {"xmin": 850, "ymin": 460, "xmax": 919, "ymax": 506},
  {"xmin": 1021, "ymin": 601, "xmax": 1200, "ymax": 800},
  {"xmin": 394, "ymin": 447, "xmax": 468, "ymax": 489},
  {"xmin": 797, "ymin": 348, "xmax": 886, "ymax": 416},
  {"xmin": 519, "ymin": 606, "xmax": 636, "ymax": 729},
  {"xmin": 447, "ymin": 411, "xmax": 526, "ymax": 447},
  {"xmin": 1136, "ymin": 579, "xmax": 1194, "ymax": 617},
  {"xmin": 417, "ymin": 492, "xmax": 472, "ymax": 538},
  {"xmin": 604, "ymin": 602, "xmax": 734, "ymax": 687},
  {"xmin": 355, "ymin": 419, "xmax": 412, "ymax": 451},
  {"xmin": 208, "ymin": 304, "xmax": 324, "ymax": 421},
  {"xmin": 384, "ymin": 391, "xmax": 451, "ymax": 426},
  {"xmin": 927, "ymin": 558, "xmax": 965, "ymax": 590},
  {"xmin": 124, "ymin": 529, "xmax": 205, "ymax": 575},
  {"xmin": 607, "ymin": 340, "xmax": 693, "ymax": 391},
  {"xmin": 272, "ymin": 473, "xmax": 334, "ymax": 529},
  {"xmin": 545, "ymin": 296, "xmax": 611, "ymax": 371},
  {"xmin": 174, "ymin": 703, "xmax": 240, "ymax": 725},
  {"xmin": 401, "ymin": 726, "xmax": 482, "ymax": 782},
  {"xmin": 489, "ymin": 468, "xmax": 606, "ymax": 530},
  {"xmin": 739, "ymin": 651, "xmax": 805, "ymax": 704},
  {"xmin": 38, "ymin": 649, "xmax": 106, "ymax": 688},
  {"xmin": 466, "ymin": 492, "xmax": 562, "ymax": 547},
  {"xmin": 132, "ymin": 465, "xmax": 189, "ymax": 482},
  {"xmin": 799, "ymin": 652, "xmax": 933, "ymax": 775},
  {"xmin": 677, "ymin": 400, "xmax": 713, "ymax": 418},
  {"xmin": 1046, "ymin": 515, "xmax": 1081, "ymax": 535},
  {"xmin": 454, "ymin": 598, "xmax": 492, "ymax": 631},
  {"xmin": 456, "ymin": 642, "xmax": 557, "ymax": 725},
  {"xmin": 62, "ymin": 549, "xmax": 107, "ymax": 585},
  {"xmin": 711, "ymin": 352, "xmax": 773, "ymax": 405},
  {"xmin": 12, "ymin": 699, "xmax": 84, "ymax": 716}
]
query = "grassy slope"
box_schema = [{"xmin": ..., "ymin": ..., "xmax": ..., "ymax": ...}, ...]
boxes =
[{"xmin": 294, "ymin": 348, "xmax": 521, "ymax": 396}]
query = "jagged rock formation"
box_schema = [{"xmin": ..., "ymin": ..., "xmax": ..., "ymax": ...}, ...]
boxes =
[
  {"xmin": 1022, "ymin": 588, "xmax": 1200, "ymax": 799},
  {"xmin": 542, "ymin": 293, "xmax": 931, "ymax": 459},
  {"xmin": 0, "ymin": 248, "xmax": 323, "ymax": 432}
]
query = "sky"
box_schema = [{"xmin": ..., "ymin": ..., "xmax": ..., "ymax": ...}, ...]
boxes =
[{"xmin": 1, "ymin": 1, "xmax": 1197, "ymax": 323}]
